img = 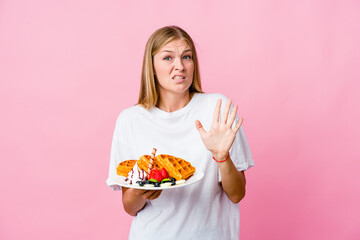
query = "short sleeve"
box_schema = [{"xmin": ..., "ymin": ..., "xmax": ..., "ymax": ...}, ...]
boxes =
[
  {"xmin": 218, "ymin": 115, "xmax": 254, "ymax": 182},
  {"xmin": 106, "ymin": 112, "xmax": 137, "ymax": 190}
]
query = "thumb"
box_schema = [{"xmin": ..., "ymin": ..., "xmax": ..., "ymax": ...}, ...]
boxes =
[{"xmin": 195, "ymin": 120, "xmax": 207, "ymax": 137}]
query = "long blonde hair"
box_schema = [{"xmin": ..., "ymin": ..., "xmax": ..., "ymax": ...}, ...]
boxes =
[{"xmin": 138, "ymin": 26, "xmax": 203, "ymax": 109}]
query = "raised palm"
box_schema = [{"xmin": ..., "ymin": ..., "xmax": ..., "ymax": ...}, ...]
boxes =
[{"xmin": 195, "ymin": 99, "xmax": 243, "ymax": 160}]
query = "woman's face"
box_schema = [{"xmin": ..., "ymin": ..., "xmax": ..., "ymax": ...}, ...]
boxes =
[{"xmin": 153, "ymin": 39, "xmax": 194, "ymax": 96}]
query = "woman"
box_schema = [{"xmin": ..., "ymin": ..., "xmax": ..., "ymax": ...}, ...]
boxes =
[{"xmin": 106, "ymin": 26, "xmax": 254, "ymax": 239}]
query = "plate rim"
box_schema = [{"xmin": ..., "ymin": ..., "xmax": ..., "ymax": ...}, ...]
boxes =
[{"xmin": 113, "ymin": 171, "xmax": 204, "ymax": 190}]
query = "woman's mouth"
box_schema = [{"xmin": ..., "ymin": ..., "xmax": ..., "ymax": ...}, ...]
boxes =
[{"xmin": 173, "ymin": 75, "xmax": 186, "ymax": 83}]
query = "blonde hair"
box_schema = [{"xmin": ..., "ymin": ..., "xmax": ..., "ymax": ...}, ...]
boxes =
[{"xmin": 138, "ymin": 26, "xmax": 203, "ymax": 109}]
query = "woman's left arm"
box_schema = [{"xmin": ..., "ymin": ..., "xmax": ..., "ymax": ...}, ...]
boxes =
[
  {"xmin": 195, "ymin": 98, "xmax": 246, "ymax": 203},
  {"xmin": 216, "ymin": 156, "xmax": 246, "ymax": 203}
]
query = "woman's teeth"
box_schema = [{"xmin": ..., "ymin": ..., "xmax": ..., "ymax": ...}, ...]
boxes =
[{"xmin": 173, "ymin": 76, "xmax": 185, "ymax": 79}]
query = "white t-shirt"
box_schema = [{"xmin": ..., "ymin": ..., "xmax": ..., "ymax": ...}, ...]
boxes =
[{"xmin": 106, "ymin": 93, "xmax": 254, "ymax": 240}]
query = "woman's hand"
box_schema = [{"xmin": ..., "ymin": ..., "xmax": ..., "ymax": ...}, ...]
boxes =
[
  {"xmin": 134, "ymin": 188, "xmax": 163, "ymax": 200},
  {"xmin": 195, "ymin": 99, "xmax": 243, "ymax": 160},
  {"xmin": 122, "ymin": 187, "xmax": 162, "ymax": 216}
]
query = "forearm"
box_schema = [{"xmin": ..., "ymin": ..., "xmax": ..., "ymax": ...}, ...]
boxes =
[{"xmin": 216, "ymin": 153, "xmax": 246, "ymax": 203}]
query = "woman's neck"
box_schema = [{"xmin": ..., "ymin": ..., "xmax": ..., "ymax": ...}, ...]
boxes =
[{"xmin": 157, "ymin": 91, "xmax": 192, "ymax": 112}]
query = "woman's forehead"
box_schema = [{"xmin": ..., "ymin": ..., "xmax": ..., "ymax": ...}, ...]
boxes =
[{"xmin": 160, "ymin": 39, "xmax": 191, "ymax": 52}]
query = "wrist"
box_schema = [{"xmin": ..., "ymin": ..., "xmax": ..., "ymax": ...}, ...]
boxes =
[
  {"xmin": 212, "ymin": 151, "xmax": 229, "ymax": 161},
  {"xmin": 212, "ymin": 152, "xmax": 229, "ymax": 163}
]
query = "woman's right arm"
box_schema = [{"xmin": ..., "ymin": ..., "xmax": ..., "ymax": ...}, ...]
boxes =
[{"xmin": 122, "ymin": 187, "xmax": 162, "ymax": 216}]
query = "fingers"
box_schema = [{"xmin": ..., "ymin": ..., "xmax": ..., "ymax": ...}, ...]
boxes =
[
  {"xmin": 148, "ymin": 190, "xmax": 162, "ymax": 200},
  {"xmin": 221, "ymin": 99, "xmax": 232, "ymax": 124},
  {"xmin": 195, "ymin": 120, "xmax": 207, "ymax": 137},
  {"xmin": 209, "ymin": 98, "xmax": 244, "ymax": 133},
  {"xmin": 213, "ymin": 99, "xmax": 222, "ymax": 124},
  {"xmin": 195, "ymin": 120, "xmax": 202, "ymax": 129},
  {"xmin": 233, "ymin": 117, "xmax": 244, "ymax": 133},
  {"xmin": 142, "ymin": 190, "xmax": 162, "ymax": 200},
  {"xmin": 227, "ymin": 104, "xmax": 238, "ymax": 127},
  {"xmin": 141, "ymin": 190, "xmax": 152, "ymax": 198}
]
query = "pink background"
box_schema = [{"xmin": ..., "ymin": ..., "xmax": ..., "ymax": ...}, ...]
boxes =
[{"xmin": 1, "ymin": 0, "xmax": 359, "ymax": 239}]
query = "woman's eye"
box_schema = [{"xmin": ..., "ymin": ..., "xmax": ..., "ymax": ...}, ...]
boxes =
[
  {"xmin": 164, "ymin": 56, "xmax": 171, "ymax": 61},
  {"xmin": 183, "ymin": 55, "xmax": 192, "ymax": 60}
]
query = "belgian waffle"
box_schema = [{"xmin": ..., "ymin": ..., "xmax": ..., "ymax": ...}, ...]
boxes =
[
  {"xmin": 137, "ymin": 155, "xmax": 162, "ymax": 172},
  {"xmin": 116, "ymin": 160, "xmax": 136, "ymax": 177},
  {"xmin": 117, "ymin": 154, "xmax": 196, "ymax": 180},
  {"xmin": 155, "ymin": 154, "xmax": 196, "ymax": 180}
]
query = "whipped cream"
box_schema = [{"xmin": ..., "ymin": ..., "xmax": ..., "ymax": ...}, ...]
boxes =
[{"xmin": 125, "ymin": 162, "xmax": 148, "ymax": 184}]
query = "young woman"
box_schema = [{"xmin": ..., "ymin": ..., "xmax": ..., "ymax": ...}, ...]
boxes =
[{"xmin": 106, "ymin": 26, "xmax": 254, "ymax": 240}]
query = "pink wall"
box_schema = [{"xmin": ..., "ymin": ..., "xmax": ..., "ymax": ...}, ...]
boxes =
[{"xmin": 1, "ymin": 0, "xmax": 359, "ymax": 239}]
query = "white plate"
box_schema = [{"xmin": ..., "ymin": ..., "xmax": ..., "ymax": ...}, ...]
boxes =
[{"xmin": 113, "ymin": 171, "xmax": 204, "ymax": 190}]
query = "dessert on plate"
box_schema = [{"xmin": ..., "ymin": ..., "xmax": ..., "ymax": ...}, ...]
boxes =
[{"xmin": 116, "ymin": 148, "xmax": 196, "ymax": 188}]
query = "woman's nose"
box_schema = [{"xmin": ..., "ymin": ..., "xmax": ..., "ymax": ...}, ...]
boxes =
[{"xmin": 174, "ymin": 57, "xmax": 185, "ymax": 71}]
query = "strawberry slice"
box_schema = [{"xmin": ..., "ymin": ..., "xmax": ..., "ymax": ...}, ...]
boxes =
[
  {"xmin": 160, "ymin": 168, "xmax": 168, "ymax": 179},
  {"xmin": 152, "ymin": 170, "xmax": 163, "ymax": 182},
  {"xmin": 149, "ymin": 169, "xmax": 157, "ymax": 180}
]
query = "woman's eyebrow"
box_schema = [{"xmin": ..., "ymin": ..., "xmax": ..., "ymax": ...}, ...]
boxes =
[{"xmin": 160, "ymin": 49, "xmax": 192, "ymax": 53}]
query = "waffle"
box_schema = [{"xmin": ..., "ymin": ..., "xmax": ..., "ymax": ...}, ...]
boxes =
[
  {"xmin": 137, "ymin": 155, "xmax": 162, "ymax": 172},
  {"xmin": 117, "ymin": 160, "xmax": 136, "ymax": 177},
  {"xmin": 155, "ymin": 154, "xmax": 196, "ymax": 180},
  {"xmin": 117, "ymin": 154, "xmax": 196, "ymax": 180}
]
